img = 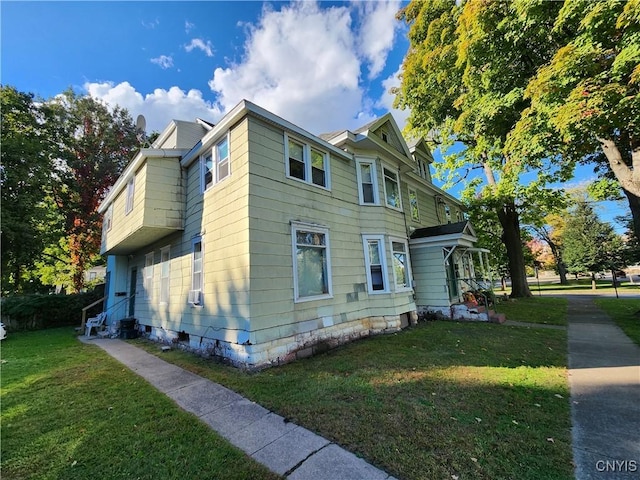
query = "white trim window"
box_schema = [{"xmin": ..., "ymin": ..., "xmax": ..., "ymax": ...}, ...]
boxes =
[
  {"xmin": 144, "ymin": 252, "xmax": 154, "ymax": 299},
  {"xmin": 125, "ymin": 178, "xmax": 135, "ymax": 214},
  {"xmin": 383, "ymin": 166, "xmax": 401, "ymax": 210},
  {"xmin": 189, "ymin": 237, "xmax": 203, "ymax": 306},
  {"xmin": 408, "ymin": 188, "xmax": 420, "ymax": 222},
  {"xmin": 292, "ymin": 222, "xmax": 332, "ymax": 301},
  {"xmin": 160, "ymin": 246, "xmax": 170, "ymax": 304},
  {"xmin": 201, "ymin": 133, "xmax": 230, "ymax": 192},
  {"xmin": 362, "ymin": 235, "xmax": 389, "ymax": 294},
  {"xmin": 390, "ymin": 238, "xmax": 412, "ymax": 290},
  {"xmin": 355, "ymin": 158, "xmax": 379, "ymax": 205},
  {"xmin": 285, "ymin": 134, "xmax": 329, "ymax": 189},
  {"xmin": 103, "ymin": 204, "xmax": 113, "ymax": 233}
]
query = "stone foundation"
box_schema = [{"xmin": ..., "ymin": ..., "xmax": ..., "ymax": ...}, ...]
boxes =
[{"xmin": 140, "ymin": 311, "xmax": 416, "ymax": 369}]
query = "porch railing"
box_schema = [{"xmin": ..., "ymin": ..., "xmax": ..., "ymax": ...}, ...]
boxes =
[
  {"xmin": 458, "ymin": 277, "xmax": 498, "ymax": 321},
  {"xmin": 80, "ymin": 293, "xmax": 135, "ymax": 331}
]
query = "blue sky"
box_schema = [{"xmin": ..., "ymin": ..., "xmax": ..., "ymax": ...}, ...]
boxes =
[{"xmin": 1, "ymin": 0, "xmax": 627, "ymax": 229}]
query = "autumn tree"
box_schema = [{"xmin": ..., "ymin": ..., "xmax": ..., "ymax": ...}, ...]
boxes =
[
  {"xmin": 395, "ymin": 0, "xmax": 571, "ymax": 297},
  {"xmin": 508, "ymin": 0, "xmax": 640, "ymax": 240},
  {"xmin": 529, "ymin": 213, "xmax": 569, "ymax": 284},
  {"xmin": 43, "ymin": 90, "xmax": 139, "ymax": 292}
]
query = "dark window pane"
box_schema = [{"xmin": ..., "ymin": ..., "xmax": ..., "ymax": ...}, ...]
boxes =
[{"xmin": 289, "ymin": 158, "xmax": 305, "ymax": 180}]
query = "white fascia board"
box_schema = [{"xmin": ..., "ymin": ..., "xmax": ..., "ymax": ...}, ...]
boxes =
[
  {"xmin": 409, "ymin": 233, "xmax": 478, "ymax": 249},
  {"xmin": 151, "ymin": 121, "xmax": 177, "ymax": 149},
  {"xmin": 181, "ymin": 100, "xmax": 352, "ymax": 168},
  {"xmin": 98, "ymin": 148, "xmax": 189, "ymax": 213}
]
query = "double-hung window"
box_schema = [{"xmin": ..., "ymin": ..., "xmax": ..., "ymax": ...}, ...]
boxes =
[
  {"xmin": 362, "ymin": 235, "xmax": 388, "ymax": 293},
  {"xmin": 409, "ymin": 188, "xmax": 420, "ymax": 222},
  {"xmin": 125, "ymin": 178, "xmax": 135, "ymax": 214},
  {"xmin": 103, "ymin": 204, "xmax": 113, "ymax": 233},
  {"xmin": 202, "ymin": 134, "xmax": 230, "ymax": 192},
  {"xmin": 160, "ymin": 246, "xmax": 170, "ymax": 304},
  {"xmin": 292, "ymin": 223, "xmax": 332, "ymax": 301},
  {"xmin": 189, "ymin": 238, "xmax": 203, "ymax": 306},
  {"xmin": 390, "ymin": 238, "xmax": 412, "ymax": 290},
  {"xmin": 285, "ymin": 134, "xmax": 328, "ymax": 188},
  {"xmin": 383, "ymin": 166, "xmax": 401, "ymax": 210},
  {"xmin": 356, "ymin": 158, "xmax": 379, "ymax": 205}
]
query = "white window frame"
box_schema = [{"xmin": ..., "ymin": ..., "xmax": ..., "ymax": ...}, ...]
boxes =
[
  {"xmin": 103, "ymin": 204, "xmax": 113, "ymax": 232},
  {"xmin": 389, "ymin": 237, "xmax": 412, "ymax": 291},
  {"xmin": 382, "ymin": 165, "xmax": 402, "ymax": 211},
  {"xmin": 189, "ymin": 237, "xmax": 203, "ymax": 306},
  {"xmin": 355, "ymin": 158, "xmax": 379, "ymax": 205},
  {"xmin": 125, "ymin": 178, "xmax": 135, "ymax": 215},
  {"xmin": 291, "ymin": 222, "xmax": 332, "ymax": 302},
  {"xmin": 284, "ymin": 133, "xmax": 330, "ymax": 190},
  {"xmin": 408, "ymin": 187, "xmax": 420, "ymax": 222},
  {"xmin": 159, "ymin": 246, "xmax": 170, "ymax": 304},
  {"xmin": 362, "ymin": 234, "xmax": 389, "ymax": 294},
  {"xmin": 144, "ymin": 252, "xmax": 154, "ymax": 299},
  {"xmin": 201, "ymin": 132, "xmax": 230, "ymax": 192}
]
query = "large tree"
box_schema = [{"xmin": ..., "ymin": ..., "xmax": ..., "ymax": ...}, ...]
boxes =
[
  {"xmin": 44, "ymin": 90, "xmax": 139, "ymax": 292},
  {"xmin": 508, "ymin": 0, "xmax": 640, "ymax": 239},
  {"xmin": 0, "ymin": 86, "xmax": 53, "ymax": 293},
  {"xmin": 395, "ymin": 0, "xmax": 567, "ymax": 297}
]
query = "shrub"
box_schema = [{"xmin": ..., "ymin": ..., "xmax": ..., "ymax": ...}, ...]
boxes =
[{"xmin": 1, "ymin": 287, "xmax": 104, "ymax": 331}]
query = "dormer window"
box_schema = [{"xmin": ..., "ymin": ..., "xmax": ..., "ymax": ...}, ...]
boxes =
[{"xmin": 381, "ymin": 131, "xmax": 388, "ymax": 143}]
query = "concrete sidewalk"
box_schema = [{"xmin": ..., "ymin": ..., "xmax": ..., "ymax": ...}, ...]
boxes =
[
  {"xmin": 81, "ymin": 336, "xmax": 396, "ymax": 480},
  {"xmin": 567, "ymin": 295, "xmax": 640, "ymax": 480}
]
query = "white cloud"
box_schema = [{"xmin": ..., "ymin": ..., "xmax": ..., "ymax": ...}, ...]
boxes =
[
  {"xmin": 208, "ymin": 1, "xmax": 383, "ymax": 134},
  {"xmin": 84, "ymin": 81, "xmax": 222, "ymax": 132},
  {"xmin": 185, "ymin": 20, "xmax": 195, "ymax": 33},
  {"xmin": 355, "ymin": 0, "xmax": 402, "ymax": 79},
  {"xmin": 150, "ymin": 55, "xmax": 174, "ymax": 69},
  {"xmin": 185, "ymin": 38, "xmax": 214, "ymax": 57}
]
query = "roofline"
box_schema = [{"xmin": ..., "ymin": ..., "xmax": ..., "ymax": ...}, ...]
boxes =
[
  {"xmin": 404, "ymin": 171, "xmax": 464, "ymax": 207},
  {"xmin": 181, "ymin": 100, "xmax": 352, "ymax": 168},
  {"xmin": 98, "ymin": 148, "xmax": 190, "ymax": 213}
]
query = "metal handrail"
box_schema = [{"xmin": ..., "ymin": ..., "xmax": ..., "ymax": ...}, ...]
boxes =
[
  {"xmin": 458, "ymin": 277, "xmax": 497, "ymax": 321},
  {"xmin": 80, "ymin": 293, "xmax": 135, "ymax": 330}
]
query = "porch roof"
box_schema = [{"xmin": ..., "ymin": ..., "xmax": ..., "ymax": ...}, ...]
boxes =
[{"xmin": 409, "ymin": 221, "xmax": 478, "ymax": 248}]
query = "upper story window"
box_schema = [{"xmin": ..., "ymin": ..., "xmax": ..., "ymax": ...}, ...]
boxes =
[
  {"xmin": 408, "ymin": 188, "xmax": 419, "ymax": 222},
  {"xmin": 201, "ymin": 134, "xmax": 230, "ymax": 192},
  {"xmin": 285, "ymin": 134, "xmax": 329, "ymax": 189},
  {"xmin": 444, "ymin": 205, "xmax": 452, "ymax": 223},
  {"xmin": 103, "ymin": 204, "xmax": 113, "ymax": 233},
  {"xmin": 356, "ymin": 158, "xmax": 379, "ymax": 205},
  {"xmin": 383, "ymin": 166, "xmax": 401, "ymax": 210},
  {"xmin": 125, "ymin": 178, "xmax": 135, "ymax": 215},
  {"xmin": 292, "ymin": 222, "xmax": 332, "ymax": 302}
]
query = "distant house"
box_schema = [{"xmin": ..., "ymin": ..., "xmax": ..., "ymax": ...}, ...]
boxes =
[{"xmin": 98, "ymin": 100, "xmax": 490, "ymax": 368}]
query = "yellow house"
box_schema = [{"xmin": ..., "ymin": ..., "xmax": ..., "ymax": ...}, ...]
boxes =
[{"xmin": 98, "ymin": 100, "xmax": 490, "ymax": 368}]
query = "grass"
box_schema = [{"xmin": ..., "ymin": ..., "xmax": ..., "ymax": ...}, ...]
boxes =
[
  {"xmin": 524, "ymin": 278, "xmax": 639, "ymax": 294},
  {"xmin": 132, "ymin": 321, "xmax": 573, "ymax": 480},
  {"xmin": 594, "ymin": 297, "xmax": 640, "ymax": 346},
  {"xmin": 0, "ymin": 328, "xmax": 280, "ymax": 480},
  {"xmin": 496, "ymin": 296, "xmax": 568, "ymax": 325}
]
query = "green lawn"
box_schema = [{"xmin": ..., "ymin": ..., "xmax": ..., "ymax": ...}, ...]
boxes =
[
  {"xmin": 524, "ymin": 278, "xmax": 639, "ymax": 294},
  {"xmin": 0, "ymin": 328, "xmax": 280, "ymax": 480},
  {"xmin": 133, "ymin": 321, "xmax": 573, "ymax": 480},
  {"xmin": 496, "ymin": 296, "xmax": 568, "ymax": 325},
  {"xmin": 594, "ymin": 297, "xmax": 640, "ymax": 346}
]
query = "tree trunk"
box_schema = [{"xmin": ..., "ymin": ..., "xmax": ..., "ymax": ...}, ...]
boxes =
[
  {"xmin": 591, "ymin": 272, "xmax": 597, "ymax": 290},
  {"xmin": 598, "ymin": 137, "xmax": 640, "ymax": 197},
  {"xmin": 496, "ymin": 200, "xmax": 532, "ymax": 298},
  {"xmin": 547, "ymin": 242, "xmax": 568, "ymax": 285},
  {"xmin": 622, "ymin": 187, "xmax": 640, "ymax": 243}
]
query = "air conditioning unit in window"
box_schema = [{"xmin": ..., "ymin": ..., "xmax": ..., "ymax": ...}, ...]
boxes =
[{"xmin": 188, "ymin": 290, "xmax": 202, "ymax": 305}]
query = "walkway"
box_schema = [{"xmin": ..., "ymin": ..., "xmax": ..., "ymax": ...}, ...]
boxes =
[
  {"xmin": 81, "ymin": 337, "xmax": 396, "ymax": 480},
  {"xmin": 567, "ymin": 295, "xmax": 640, "ymax": 480}
]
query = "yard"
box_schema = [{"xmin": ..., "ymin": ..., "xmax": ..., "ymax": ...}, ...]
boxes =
[{"xmin": 2, "ymin": 307, "xmax": 574, "ymax": 480}]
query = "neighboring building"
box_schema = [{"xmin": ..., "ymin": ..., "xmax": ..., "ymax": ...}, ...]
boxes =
[{"xmin": 98, "ymin": 100, "xmax": 490, "ymax": 368}]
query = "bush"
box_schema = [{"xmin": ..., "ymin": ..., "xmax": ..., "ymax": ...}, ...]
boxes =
[{"xmin": 1, "ymin": 287, "xmax": 104, "ymax": 331}]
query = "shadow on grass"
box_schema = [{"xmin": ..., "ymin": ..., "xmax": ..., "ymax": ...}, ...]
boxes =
[{"xmin": 136, "ymin": 322, "xmax": 574, "ymax": 480}]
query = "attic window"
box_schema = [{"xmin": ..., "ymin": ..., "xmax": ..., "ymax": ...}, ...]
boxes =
[{"xmin": 381, "ymin": 131, "xmax": 388, "ymax": 143}]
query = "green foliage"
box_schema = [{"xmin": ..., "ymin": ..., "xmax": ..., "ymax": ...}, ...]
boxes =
[
  {"xmin": 0, "ymin": 86, "xmax": 54, "ymax": 294},
  {"xmin": 594, "ymin": 298, "xmax": 640, "ymax": 346},
  {"xmin": 562, "ymin": 200, "xmax": 626, "ymax": 275},
  {"xmin": 0, "ymin": 289, "xmax": 103, "ymax": 331}
]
